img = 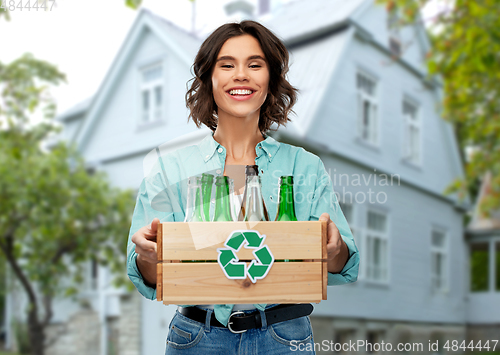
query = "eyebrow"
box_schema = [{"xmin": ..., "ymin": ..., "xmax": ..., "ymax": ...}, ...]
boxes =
[{"xmin": 216, "ymin": 55, "xmax": 266, "ymax": 62}]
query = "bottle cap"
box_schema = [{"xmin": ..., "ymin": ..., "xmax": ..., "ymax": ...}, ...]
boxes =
[
  {"xmin": 201, "ymin": 173, "xmax": 214, "ymax": 184},
  {"xmin": 245, "ymin": 165, "xmax": 259, "ymax": 176},
  {"xmin": 279, "ymin": 176, "xmax": 293, "ymax": 185},
  {"xmin": 215, "ymin": 176, "xmax": 229, "ymax": 185}
]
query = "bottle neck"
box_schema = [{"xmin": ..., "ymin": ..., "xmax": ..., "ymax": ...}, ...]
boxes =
[
  {"xmin": 276, "ymin": 183, "xmax": 297, "ymax": 221},
  {"xmin": 214, "ymin": 178, "xmax": 233, "ymax": 221},
  {"xmin": 244, "ymin": 176, "xmax": 269, "ymax": 221},
  {"xmin": 185, "ymin": 178, "xmax": 204, "ymax": 222}
]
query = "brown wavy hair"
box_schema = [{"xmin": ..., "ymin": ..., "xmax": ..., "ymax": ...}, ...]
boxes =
[{"xmin": 185, "ymin": 20, "xmax": 298, "ymax": 133}]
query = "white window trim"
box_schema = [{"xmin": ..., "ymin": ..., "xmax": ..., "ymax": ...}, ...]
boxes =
[
  {"xmin": 137, "ymin": 61, "xmax": 165, "ymax": 127},
  {"xmin": 364, "ymin": 208, "xmax": 390, "ymax": 285},
  {"xmin": 402, "ymin": 98, "xmax": 422, "ymax": 166},
  {"xmin": 356, "ymin": 71, "xmax": 379, "ymax": 147},
  {"xmin": 430, "ymin": 227, "xmax": 448, "ymax": 294}
]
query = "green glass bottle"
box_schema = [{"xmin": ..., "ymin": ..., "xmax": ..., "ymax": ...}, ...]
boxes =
[
  {"xmin": 212, "ymin": 176, "xmax": 234, "ymax": 221},
  {"xmin": 275, "ymin": 176, "xmax": 298, "ymax": 262},
  {"xmin": 201, "ymin": 173, "xmax": 214, "ymax": 222},
  {"xmin": 275, "ymin": 176, "xmax": 297, "ymax": 222}
]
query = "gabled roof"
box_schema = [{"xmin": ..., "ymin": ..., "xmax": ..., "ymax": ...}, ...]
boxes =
[
  {"xmin": 71, "ymin": 8, "xmax": 201, "ymax": 151},
  {"xmin": 468, "ymin": 171, "xmax": 500, "ymax": 233},
  {"xmin": 263, "ymin": 0, "xmax": 366, "ymax": 44}
]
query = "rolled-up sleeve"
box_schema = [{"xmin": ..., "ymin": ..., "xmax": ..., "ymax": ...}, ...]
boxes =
[
  {"xmin": 127, "ymin": 177, "xmax": 175, "ymax": 300},
  {"xmin": 308, "ymin": 159, "xmax": 360, "ymax": 286}
]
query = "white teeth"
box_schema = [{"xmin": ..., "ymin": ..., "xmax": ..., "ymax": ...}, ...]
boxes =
[{"xmin": 229, "ymin": 89, "xmax": 253, "ymax": 95}]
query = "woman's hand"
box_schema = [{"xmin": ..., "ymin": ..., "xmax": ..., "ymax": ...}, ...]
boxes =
[
  {"xmin": 319, "ymin": 213, "xmax": 349, "ymax": 274},
  {"xmin": 131, "ymin": 218, "xmax": 160, "ymax": 286}
]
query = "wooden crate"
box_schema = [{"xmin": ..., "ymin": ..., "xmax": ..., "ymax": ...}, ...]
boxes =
[{"xmin": 156, "ymin": 221, "xmax": 327, "ymax": 305}]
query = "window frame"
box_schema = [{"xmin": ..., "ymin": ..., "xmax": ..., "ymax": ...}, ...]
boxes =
[
  {"xmin": 402, "ymin": 97, "xmax": 422, "ymax": 166},
  {"xmin": 356, "ymin": 71, "xmax": 379, "ymax": 147},
  {"xmin": 137, "ymin": 61, "xmax": 165, "ymax": 127},
  {"xmin": 430, "ymin": 227, "xmax": 448, "ymax": 294},
  {"xmin": 364, "ymin": 208, "xmax": 390, "ymax": 284}
]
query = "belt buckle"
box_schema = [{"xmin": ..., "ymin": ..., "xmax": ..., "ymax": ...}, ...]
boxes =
[{"xmin": 227, "ymin": 311, "xmax": 247, "ymax": 334}]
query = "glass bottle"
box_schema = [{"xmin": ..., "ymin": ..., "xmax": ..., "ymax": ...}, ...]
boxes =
[
  {"xmin": 275, "ymin": 176, "xmax": 298, "ymax": 262},
  {"xmin": 201, "ymin": 173, "xmax": 214, "ymax": 222},
  {"xmin": 184, "ymin": 176, "xmax": 205, "ymax": 222},
  {"xmin": 183, "ymin": 176, "xmax": 205, "ymax": 263},
  {"xmin": 238, "ymin": 165, "xmax": 269, "ymax": 221},
  {"xmin": 275, "ymin": 176, "xmax": 298, "ymax": 221},
  {"xmin": 243, "ymin": 177, "xmax": 269, "ymax": 222},
  {"xmin": 212, "ymin": 176, "xmax": 234, "ymax": 221}
]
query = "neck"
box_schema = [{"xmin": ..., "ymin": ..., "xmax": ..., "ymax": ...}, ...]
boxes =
[{"xmin": 213, "ymin": 113, "xmax": 264, "ymax": 162}]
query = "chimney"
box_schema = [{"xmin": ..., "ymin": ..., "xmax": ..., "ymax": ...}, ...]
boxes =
[
  {"xmin": 224, "ymin": 0, "xmax": 255, "ymax": 21},
  {"xmin": 259, "ymin": 0, "xmax": 270, "ymax": 15}
]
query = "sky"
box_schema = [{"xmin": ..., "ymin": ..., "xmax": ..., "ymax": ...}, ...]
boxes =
[{"xmin": 1, "ymin": 0, "xmax": 441, "ymax": 123}]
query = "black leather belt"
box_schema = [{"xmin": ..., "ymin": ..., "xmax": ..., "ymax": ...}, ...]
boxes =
[{"xmin": 178, "ymin": 304, "xmax": 313, "ymax": 334}]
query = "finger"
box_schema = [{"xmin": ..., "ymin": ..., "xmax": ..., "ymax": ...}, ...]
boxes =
[
  {"xmin": 318, "ymin": 213, "xmax": 330, "ymax": 222},
  {"xmin": 135, "ymin": 238, "xmax": 157, "ymax": 253},
  {"xmin": 147, "ymin": 218, "xmax": 160, "ymax": 234}
]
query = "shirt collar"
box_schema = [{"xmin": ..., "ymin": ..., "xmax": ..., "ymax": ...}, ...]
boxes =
[{"xmin": 198, "ymin": 131, "xmax": 280, "ymax": 163}]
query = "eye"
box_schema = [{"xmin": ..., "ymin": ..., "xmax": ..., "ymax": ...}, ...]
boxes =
[
  {"xmin": 221, "ymin": 64, "xmax": 233, "ymax": 68},
  {"xmin": 249, "ymin": 65, "xmax": 262, "ymax": 68}
]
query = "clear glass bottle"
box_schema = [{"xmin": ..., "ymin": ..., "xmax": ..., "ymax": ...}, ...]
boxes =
[
  {"xmin": 184, "ymin": 176, "xmax": 205, "ymax": 222},
  {"xmin": 238, "ymin": 165, "xmax": 269, "ymax": 221},
  {"xmin": 212, "ymin": 176, "xmax": 234, "ymax": 221}
]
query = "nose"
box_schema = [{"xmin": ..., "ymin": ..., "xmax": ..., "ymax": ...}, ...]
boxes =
[{"xmin": 233, "ymin": 66, "xmax": 249, "ymax": 81}]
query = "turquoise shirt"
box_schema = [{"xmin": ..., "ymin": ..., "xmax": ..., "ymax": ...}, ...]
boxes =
[{"xmin": 127, "ymin": 132, "xmax": 359, "ymax": 326}]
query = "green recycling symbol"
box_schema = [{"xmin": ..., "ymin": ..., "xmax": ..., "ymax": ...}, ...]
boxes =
[{"xmin": 217, "ymin": 230, "xmax": 275, "ymax": 283}]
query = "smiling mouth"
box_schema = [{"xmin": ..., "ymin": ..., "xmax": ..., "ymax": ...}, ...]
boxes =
[{"xmin": 228, "ymin": 89, "xmax": 254, "ymax": 96}]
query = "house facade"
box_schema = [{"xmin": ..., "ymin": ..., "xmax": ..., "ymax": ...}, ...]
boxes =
[{"xmin": 7, "ymin": 1, "xmax": 491, "ymax": 354}]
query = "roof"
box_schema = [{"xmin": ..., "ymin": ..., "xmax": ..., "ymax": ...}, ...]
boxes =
[
  {"xmin": 263, "ymin": 0, "xmax": 366, "ymax": 43},
  {"xmin": 468, "ymin": 171, "xmax": 500, "ymax": 233},
  {"xmin": 285, "ymin": 26, "xmax": 353, "ymax": 135}
]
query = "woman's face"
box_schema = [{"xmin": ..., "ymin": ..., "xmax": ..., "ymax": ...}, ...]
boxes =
[{"xmin": 211, "ymin": 34, "xmax": 270, "ymax": 123}]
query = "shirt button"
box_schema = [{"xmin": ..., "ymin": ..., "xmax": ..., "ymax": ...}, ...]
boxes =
[
  {"xmin": 268, "ymin": 153, "xmax": 272, "ymax": 158},
  {"xmin": 261, "ymin": 169, "xmax": 264, "ymax": 174},
  {"xmin": 216, "ymin": 169, "xmax": 221, "ymax": 174},
  {"xmin": 270, "ymin": 196, "xmax": 273, "ymax": 200},
  {"xmin": 205, "ymin": 155, "xmax": 210, "ymax": 160},
  {"xmin": 259, "ymin": 147, "xmax": 262, "ymax": 149},
  {"xmin": 218, "ymin": 148, "xmax": 223, "ymax": 153},
  {"xmin": 211, "ymin": 199, "xmax": 215, "ymax": 204}
]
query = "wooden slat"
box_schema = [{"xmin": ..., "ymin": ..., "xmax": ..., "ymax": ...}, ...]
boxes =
[
  {"xmin": 156, "ymin": 222, "xmax": 163, "ymax": 302},
  {"xmin": 160, "ymin": 221, "xmax": 322, "ymax": 261},
  {"xmin": 321, "ymin": 220, "xmax": 327, "ymax": 300},
  {"xmin": 161, "ymin": 262, "xmax": 322, "ymax": 304}
]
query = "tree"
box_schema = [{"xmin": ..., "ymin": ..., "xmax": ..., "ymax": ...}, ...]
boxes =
[
  {"xmin": 0, "ymin": 54, "xmax": 135, "ymax": 355},
  {"xmin": 378, "ymin": 0, "xmax": 500, "ymax": 215}
]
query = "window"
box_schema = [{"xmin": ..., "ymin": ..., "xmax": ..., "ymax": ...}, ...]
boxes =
[
  {"xmin": 430, "ymin": 229, "xmax": 447, "ymax": 292},
  {"xmin": 403, "ymin": 100, "xmax": 420, "ymax": 164},
  {"xmin": 496, "ymin": 242, "xmax": 500, "ymax": 291},
  {"xmin": 357, "ymin": 72, "xmax": 378, "ymax": 145},
  {"xmin": 470, "ymin": 242, "xmax": 489, "ymax": 292},
  {"xmin": 339, "ymin": 201, "xmax": 355, "ymax": 236},
  {"xmin": 140, "ymin": 63, "xmax": 163, "ymax": 124},
  {"xmin": 366, "ymin": 210, "xmax": 388, "ymax": 282},
  {"xmin": 387, "ymin": 7, "xmax": 402, "ymax": 56}
]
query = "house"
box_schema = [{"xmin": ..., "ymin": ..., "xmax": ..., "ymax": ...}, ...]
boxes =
[
  {"xmin": 7, "ymin": 0, "xmax": 484, "ymax": 354},
  {"xmin": 465, "ymin": 171, "xmax": 500, "ymax": 344}
]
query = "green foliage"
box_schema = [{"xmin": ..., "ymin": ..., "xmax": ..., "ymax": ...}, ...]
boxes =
[
  {"xmin": 12, "ymin": 319, "xmax": 31, "ymax": 355},
  {"xmin": 0, "ymin": 52, "xmax": 135, "ymax": 330},
  {"xmin": 378, "ymin": 0, "xmax": 500, "ymax": 214}
]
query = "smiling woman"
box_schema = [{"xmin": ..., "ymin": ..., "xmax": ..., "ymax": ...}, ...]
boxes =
[
  {"xmin": 127, "ymin": 20, "xmax": 359, "ymax": 355},
  {"xmin": 185, "ymin": 21, "xmax": 297, "ymax": 133}
]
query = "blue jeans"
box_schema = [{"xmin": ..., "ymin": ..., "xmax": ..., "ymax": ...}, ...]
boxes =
[{"xmin": 165, "ymin": 307, "xmax": 316, "ymax": 354}]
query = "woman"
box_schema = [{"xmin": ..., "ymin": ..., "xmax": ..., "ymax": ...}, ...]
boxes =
[{"xmin": 127, "ymin": 20, "xmax": 359, "ymax": 354}]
